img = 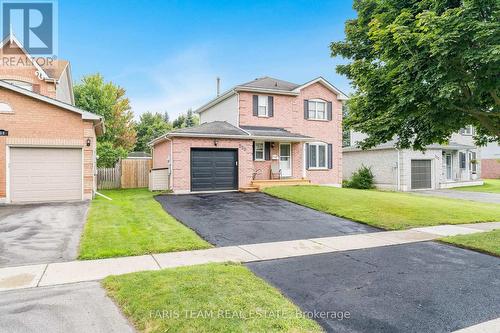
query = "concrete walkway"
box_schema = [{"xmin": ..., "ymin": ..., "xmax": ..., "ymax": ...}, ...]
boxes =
[
  {"xmin": 0, "ymin": 222, "xmax": 498, "ymax": 292},
  {"xmin": 413, "ymin": 189, "xmax": 500, "ymax": 204}
]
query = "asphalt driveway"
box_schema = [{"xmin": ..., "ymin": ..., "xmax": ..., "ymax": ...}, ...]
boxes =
[
  {"xmin": 0, "ymin": 202, "xmax": 89, "ymax": 267},
  {"xmin": 155, "ymin": 192, "xmax": 378, "ymax": 246},
  {"xmin": 247, "ymin": 242, "xmax": 500, "ymax": 333},
  {"xmin": 0, "ymin": 282, "xmax": 134, "ymax": 333}
]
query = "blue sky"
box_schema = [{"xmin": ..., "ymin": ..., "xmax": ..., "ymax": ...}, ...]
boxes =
[{"xmin": 58, "ymin": 0, "xmax": 355, "ymax": 119}]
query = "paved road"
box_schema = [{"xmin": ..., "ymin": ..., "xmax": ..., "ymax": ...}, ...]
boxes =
[
  {"xmin": 247, "ymin": 242, "xmax": 500, "ymax": 333},
  {"xmin": 0, "ymin": 202, "xmax": 89, "ymax": 267},
  {"xmin": 413, "ymin": 189, "xmax": 500, "ymax": 204},
  {"xmin": 156, "ymin": 192, "xmax": 378, "ymax": 246},
  {"xmin": 0, "ymin": 281, "xmax": 135, "ymax": 333}
]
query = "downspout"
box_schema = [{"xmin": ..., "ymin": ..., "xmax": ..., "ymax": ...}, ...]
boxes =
[
  {"xmin": 396, "ymin": 148, "xmax": 401, "ymax": 191},
  {"xmin": 165, "ymin": 137, "xmax": 173, "ymax": 191}
]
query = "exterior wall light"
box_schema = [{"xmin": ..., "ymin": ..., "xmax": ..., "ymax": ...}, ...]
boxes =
[{"xmin": 86, "ymin": 138, "xmax": 91, "ymax": 147}]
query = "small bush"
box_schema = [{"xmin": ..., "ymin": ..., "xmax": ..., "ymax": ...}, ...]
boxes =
[{"xmin": 345, "ymin": 165, "xmax": 374, "ymax": 189}]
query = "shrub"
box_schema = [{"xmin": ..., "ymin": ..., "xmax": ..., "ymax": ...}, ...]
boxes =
[{"xmin": 345, "ymin": 165, "xmax": 374, "ymax": 189}]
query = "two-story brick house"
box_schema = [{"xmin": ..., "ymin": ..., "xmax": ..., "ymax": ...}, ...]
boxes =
[
  {"xmin": 150, "ymin": 76, "xmax": 347, "ymax": 193},
  {"xmin": 0, "ymin": 35, "xmax": 103, "ymax": 203}
]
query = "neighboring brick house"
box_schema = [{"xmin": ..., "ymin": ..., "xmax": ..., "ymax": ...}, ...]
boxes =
[
  {"xmin": 0, "ymin": 35, "xmax": 103, "ymax": 203},
  {"xmin": 480, "ymin": 142, "xmax": 500, "ymax": 179},
  {"xmin": 150, "ymin": 76, "xmax": 347, "ymax": 193},
  {"xmin": 343, "ymin": 126, "xmax": 483, "ymax": 191}
]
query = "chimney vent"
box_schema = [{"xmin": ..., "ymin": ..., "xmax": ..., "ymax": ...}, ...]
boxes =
[{"xmin": 216, "ymin": 77, "xmax": 221, "ymax": 97}]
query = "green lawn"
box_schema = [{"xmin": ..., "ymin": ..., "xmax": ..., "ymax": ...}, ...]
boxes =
[
  {"xmin": 78, "ymin": 189, "xmax": 211, "ymax": 259},
  {"xmin": 263, "ymin": 186, "xmax": 500, "ymax": 230},
  {"xmin": 452, "ymin": 179, "xmax": 500, "ymax": 193},
  {"xmin": 103, "ymin": 263, "xmax": 322, "ymax": 333},
  {"xmin": 441, "ymin": 229, "xmax": 500, "ymax": 257}
]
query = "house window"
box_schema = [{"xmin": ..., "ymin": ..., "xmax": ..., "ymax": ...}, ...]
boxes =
[
  {"xmin": 460, "ymin": 126, "xmax": 474, "ymax": 136},
  {"xmin": 459, "ymin": 152, "xmax": 466, "ymax": 169},
  {"xmin": 308, "ymin": 100, "xmax": 327, "ymax": 120},
  {"xmin": 254, "ymin": 142, "xmax": 265, "ymax": 161},
  {"xmin": 309, "ymin": 143, "xmax": 327, "ymax": 168},
  {"xmin": 258, "ymin": 95, "xmax": 268, "ymax": 117},
  {"xmin": 469, "ymin": 152, "xmax": 477, "ymax": 173}
]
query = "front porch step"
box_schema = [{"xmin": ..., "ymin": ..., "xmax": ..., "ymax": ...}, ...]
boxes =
[
  {"xmin": 251, "ymin": 178, "xmax": 311, "ymax": 190},
  {"xmin": 239, "ymin": 186, "xmax": 259, "ymax": 193}
]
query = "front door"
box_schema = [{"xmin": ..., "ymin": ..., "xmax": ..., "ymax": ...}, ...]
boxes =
[
  {"xmin": 445, "ymin": 153, "xmax": 453, "ymax": 180},
  {"xmin": 279, "ymin": 143, "xmax": 292, "ymax": 177}
]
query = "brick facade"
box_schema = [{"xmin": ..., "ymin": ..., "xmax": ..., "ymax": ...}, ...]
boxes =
[
  {"xmin": 481, "ymin": 159, "xmax": 500, "ymax": 179},
  {"xmin": 0, "ymin": 87, "xmax": 96, "ymax": 201},
  {"xmin": 238, "ymin": 82, "xmax": 343, "ymax": 185}
]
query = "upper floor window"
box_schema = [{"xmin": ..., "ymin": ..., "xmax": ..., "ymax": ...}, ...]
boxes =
[
  {"xmin": 4, "ymin": 79, "xmax": 33, "ymax": 91},
  {"xmin": 258, "ymin": 95, "xmax": 268, "ymax": 117},
  {"xmin": 308, "ymin": 100, "xmax": 327, "ymax": 120},
  {"xmin": 460, "ymin": 125, "xmax": 474, "ymax": 136}
]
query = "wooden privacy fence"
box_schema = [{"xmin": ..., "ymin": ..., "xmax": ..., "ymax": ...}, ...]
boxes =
[
  {"xmin": 97, "ymin": 163, "xmax": 121, "ymax": 189},
  {"xmin": 121, "ymin": 159, "xmax": 152, "ymax": 188},
  {"xmin": 97, "ymin": 158, "xmax": 152, "ymax": 190}
]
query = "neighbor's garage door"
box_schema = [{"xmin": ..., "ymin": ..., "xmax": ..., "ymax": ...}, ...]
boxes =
[
  {"xmin": 411, "ymin": 159, "xmax": 432, "ymax": 190},
  {"xmin": 191, "ymin": 148, "xmax": 238, "ymax": 192},
  {"xmin": 10, "ymin": 147, "xmax": 82, "ymax": 202}
]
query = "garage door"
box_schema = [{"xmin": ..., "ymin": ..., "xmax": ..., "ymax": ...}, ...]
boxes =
[
  {"xmin": 191, "ymin": 148, "xmax": 238, "ymax": 192},
  {"xmin": 411, "ymin": 159, "xmax": 432, "ymax": 190},
  {"xmin": 10, "ymin": 147, "xmax": 82, "ymax": 202}
]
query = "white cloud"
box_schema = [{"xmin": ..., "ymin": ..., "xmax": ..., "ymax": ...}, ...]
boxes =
[{"xmin": 126, "ymin": 45, "xmax": 218, "ymax": 120}]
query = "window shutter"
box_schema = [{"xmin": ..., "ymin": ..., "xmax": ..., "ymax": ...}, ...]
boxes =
[
  {"xmin": 268, "ymin": 96, "xmax": 274, "ymax": 117},
  {"xmin": 252, "ymin": 141, "xmax": 256, "ymax": 161},
  {"xmin": 304, "ymin": 100, "xmax": 309, "ymax": 119},
  {"xmin": 327, "ymin": 102, "xmax": 332, "ymax": 121},
  {"xmin": 253, "ymin": 95, "xmax": 258, "ymax": 116},
  {"xmin": 265, "ymin": 142, "xmax": 271, "ymax": 160},
  {"xmin": 305, "ymin": 143, "xmax": 310, "ymax": 169},
  {"xmin": 328, "ymin": 144, "xmax": 333, "ymax": 169}
]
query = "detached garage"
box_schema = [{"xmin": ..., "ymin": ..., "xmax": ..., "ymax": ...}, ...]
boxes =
[{"xmin": 9, "ymin": 148, "xmax": 83, "ymax": 202}]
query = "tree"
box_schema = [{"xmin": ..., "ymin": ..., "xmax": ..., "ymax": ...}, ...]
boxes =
[
  {"xmin": 185, "ymin": 109, "xmax": 196, "ymax": 127},
  {"xmin": 163, "ymin": 111, "xmax": 170, "ymax": 123},
  {"xmin": 331, "ymin": 0, "xmax": 499, "ymax": 150},
  {"xmin": 134, "ymin": 112, "xmax": 172, "ymax": 152},
  {"xmin": 172, "ymin": 114, "xmax": 185, "ymax": 129},
  {"xmin": 74, "ymin": 74, "xmax": 136, "ymax": 150},
  {"xmin": 172, "ymin": 110, "xmax": 199, "ymax": 129},
  {"xmin": 96, "ymin": 141, "xmax": 127, "ymax": 168}
]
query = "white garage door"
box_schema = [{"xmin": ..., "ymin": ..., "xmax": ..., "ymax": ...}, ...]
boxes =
[{"xmin": 10, "ymin": 147, "xmax": 83, "ymax": 203}]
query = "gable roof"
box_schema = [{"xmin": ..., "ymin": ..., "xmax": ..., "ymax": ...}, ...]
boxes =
[
  {"xmin": 195, "ymin": 76, "xmax": 348, "ymax": 114},
  {"xmin": 149, "ymin": 122, "xmax": 313, "ymax": 145},
  {"xmin": 0, "ymin": 80, "xmax": 104, "ymax": 134},
  {"xmin": 238, "ymin": 76, "xmax": 300, "ymax": 91},
  {"xmin": 0, "ymin": 34, "xmax": 50, "ymax": 80}
]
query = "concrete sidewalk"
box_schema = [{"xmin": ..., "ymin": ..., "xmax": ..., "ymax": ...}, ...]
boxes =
[{"xmin": 0, "ymin": 222, "xmax": 498, "ymax": 292}]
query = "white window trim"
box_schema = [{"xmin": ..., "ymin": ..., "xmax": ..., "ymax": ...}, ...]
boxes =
[
  {"xmin": 254, "ymin": 141, "xmax": 265, "ymax": 161},
  {"xmin": 308, "ymin": 99, "xmax": 328, "ymax": 121},
  {"xmin": 257, "ymin": 95, "xmax": 268, "ymax": 117},
  {"xmin": 308, "ymin": 142, "xmax": 328, "ymax": 170}
]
